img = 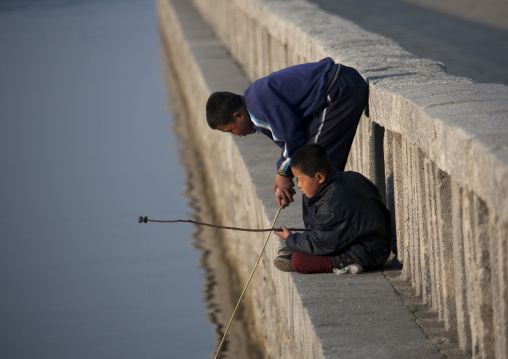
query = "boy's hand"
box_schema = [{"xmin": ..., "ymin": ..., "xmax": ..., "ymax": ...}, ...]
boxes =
[
  {"xmin": 273, "ymin": 174, "xmax": 295, "ymax": 208},
  {"xmin": 274, "ymin": 226, "xmax": 292, "ymax": 240}
]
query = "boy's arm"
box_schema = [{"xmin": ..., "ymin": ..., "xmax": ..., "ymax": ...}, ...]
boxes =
[
  {"xmin": 267, "ymin": 103, "xmax": 308, "ymax": 176},
  {"xmin": 274, "ymin": 226, "xmax": 292, "ymax": 240},
  {"xmin": 286, "ymin": 210, "xmax": 359, "ymax": 255},
  {"xmin": 285, "ymin": 230, "xmax": 338, "ymax": 255},
  {"xmin": 266, "ymin": 103, "xmax": 307, "ymax": 208},
  {"xmin": 274, "ymin": 175, "xmax": 295, "ymax": 208}
]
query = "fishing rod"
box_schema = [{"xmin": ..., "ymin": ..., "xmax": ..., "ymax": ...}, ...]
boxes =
[
  {"xmin": 138, "ymin": 216, "xmax": 311, "ymax": 232},
  {"xmin": 139, "ymin": 211, "xmax": 310, "ymax": 358},
  {"xmin": 214, "ymin": 206, "xmax": 283, "ymax": 359}
]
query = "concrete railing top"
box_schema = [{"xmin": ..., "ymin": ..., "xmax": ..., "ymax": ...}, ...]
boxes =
[{"xmin": 226, "ymin": 0, "xmax": 508, "ymax": 218}]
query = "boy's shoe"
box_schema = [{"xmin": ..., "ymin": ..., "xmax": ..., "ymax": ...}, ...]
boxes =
[
  {"xmin": 349, "ymin": 263, "xmax": 364, "ymax": 274},
  {"xmin": 333, "ymin": 263, "xmax": 364, "ymax": 275},
  {"xmin": 333, "ymin": 267, "xmax": 350, "ymax": 275},
  {"xmin": 277, "ymin": 246, "xmax": 293, "ymax": 256},
  {"xmin": 273, "ymin": 254, "xmax": 294, "ymax": 272}
]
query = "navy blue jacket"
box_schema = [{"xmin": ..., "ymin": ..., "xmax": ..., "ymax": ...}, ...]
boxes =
[
  {"xmin": 243, "ymin": 58, "xmax": 337, "ymax": 176},
  {"xmin": 285, "ymin": 169, "xmax": 392, "ymax": 270}
]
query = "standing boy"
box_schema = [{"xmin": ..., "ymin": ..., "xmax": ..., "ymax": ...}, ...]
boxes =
[
  {"xmin": 205, "ymin": 57, "xmax": 368, "ymax": 227},
  {"xmin": 274, "ymin": 144, "xmax": 391, "ymax": 274}
]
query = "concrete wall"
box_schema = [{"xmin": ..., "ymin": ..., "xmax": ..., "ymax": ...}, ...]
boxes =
[
  {"xmin": 156, "ymin": 2, "xmax": 323, "ymax": 357},
  {"xmin": 158, "ymin": 0, "xmax": 508, "ymax": 357}
]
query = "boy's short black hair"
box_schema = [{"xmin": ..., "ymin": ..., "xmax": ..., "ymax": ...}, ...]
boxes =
[
  {"xmin": 291, "ymin": 144, "xmax": 334, "ymax": 177},
  {"xmin": 206, "ymin": 92, "xmax": 244, "ymax": 129}
]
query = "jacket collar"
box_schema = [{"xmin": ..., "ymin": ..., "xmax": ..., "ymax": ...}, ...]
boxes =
[{"xmin": 307, "ymin": 168, "xmax": 341, "ymax": 205}]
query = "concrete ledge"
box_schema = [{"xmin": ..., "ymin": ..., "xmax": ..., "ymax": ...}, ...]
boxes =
[
  {"xmin": 157, "ymin": 0, "xmax": 445, "ymax": 357},
  {"xmin": 184, "ymin": 0, "xmax": 508, "ymax": 357}
]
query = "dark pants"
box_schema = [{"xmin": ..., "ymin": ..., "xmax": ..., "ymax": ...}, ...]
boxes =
[
  {"xmin": 302, "ymin": 65, "xmax": 368, "ymax": 228},
  {"xmin": 292, "ymin": 252, "xmax": 333, "ymax": 274}
]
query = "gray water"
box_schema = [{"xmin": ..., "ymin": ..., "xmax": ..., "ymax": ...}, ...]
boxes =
[{"xmin": 0, "ymin": 0, "xmax": 216, "ymax": 358}]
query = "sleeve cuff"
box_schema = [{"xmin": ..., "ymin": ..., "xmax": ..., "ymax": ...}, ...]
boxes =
[{"xmin": 277, "ymin": 169, "xmax": 293, "ymax": 177}]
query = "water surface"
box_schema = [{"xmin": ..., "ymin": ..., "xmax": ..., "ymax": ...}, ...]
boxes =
[{"xmin": 0, "ymin": 1, "xmax": 215, "ymax": 358}]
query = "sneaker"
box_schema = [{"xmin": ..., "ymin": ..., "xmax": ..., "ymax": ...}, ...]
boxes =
[
  {"xmin": 273, "ymin": 254, "xmax": 294, "ymax": 272},
  {"xmin": 333, "ymin": 267, "xmax": 350, "ymax": 275},
  {"xmin": 333, "ymin": 263, "xmax": 364, "ymax": 275},
  {"xmin": 349, "ymin": 263, "xmax": 364, "ymax": 274},
  {"xmin": 277, "ymin": 246, "xmax": 293, "ymax": 256}
]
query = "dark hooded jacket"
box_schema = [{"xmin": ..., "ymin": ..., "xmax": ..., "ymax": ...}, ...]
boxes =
[{"xmin": 285, "ymin": 169, "xmax": 392, "ymax": 270}]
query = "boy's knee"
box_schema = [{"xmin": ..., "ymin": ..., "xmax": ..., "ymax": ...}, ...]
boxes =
[
  {"xmin": 291, "ymin": 252, "xmax": 307, "ymax": 273},
  {"xmin": 291, "ymin": 252, "xmax": 333, "ymax": 274}
]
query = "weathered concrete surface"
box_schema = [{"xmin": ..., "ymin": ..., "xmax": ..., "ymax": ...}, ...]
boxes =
[
  {"xmin": 158, "ymin": 0, "xmax": 508, "ymax": 357},
  {"xmin": 405, "ymin": 0, "xmax": 508, "ymax": 31},
  {"xmin": 181, "ymin": 0, "xmax": 508, "ymax": 357},
  {"xmin": 157, "ymin": 0, "xmax": 447, "ymax": 358},
  {"xmin": 307, "ymin": 0, "xmax": 508, "ymax": 85}
]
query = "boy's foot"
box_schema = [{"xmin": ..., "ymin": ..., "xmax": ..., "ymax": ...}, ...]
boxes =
[
  {"xmin": 349, "ymin": 263, "xmax": 364, "ymax": 274},
  {"xmin": 333, "ymin": 267, "xmax": 350, "ymax": 275},
  {"xmin": 273, "ymin": 254, "xmax": 294, "ymax": 272},
  {"xmin": 333, "ymin": 263, "xmax": 364, "ymax": 275},
  {"xmin": 277, "ymin": 246, "xmax": 293, "ymax": 256}
]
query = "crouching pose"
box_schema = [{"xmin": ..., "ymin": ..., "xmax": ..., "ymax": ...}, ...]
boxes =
[
  {"xmin": 205, "ymin": 57, "xmax": 368, "ymax": 228},
  {"xmin": 274, "ymin": 144, "xmax": 391, "ymax": 274}
]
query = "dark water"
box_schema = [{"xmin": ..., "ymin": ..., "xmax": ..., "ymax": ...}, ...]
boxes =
[{"xmin": 0, "ymin": 0, "xmax": 216, "ymax": 358}]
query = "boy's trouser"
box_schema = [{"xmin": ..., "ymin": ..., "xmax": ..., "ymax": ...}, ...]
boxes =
[
  {"xmin": 302, "ymin": 65, "xmax": 368, "ymax": 228},
  {"xmin": 292, "ymin": 252, "xmax": 333, "ymax": 274}
]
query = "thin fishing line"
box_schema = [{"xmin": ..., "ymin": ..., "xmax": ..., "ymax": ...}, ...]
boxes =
[
  {"xmin": 214, "ymin": 206, "xmax": 283, "ymax": 359},
  {"xmin": 138, "ymin": 216, "xmax": 310, "ymax": 232}
]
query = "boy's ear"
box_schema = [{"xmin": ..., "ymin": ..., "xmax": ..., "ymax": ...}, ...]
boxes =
[
  {"xmin": 233, "ymin": 106, "xmax": 247, "ymax": 120},
  {"xmin": 232, "ymin": 111, "xmax": 242, "ymax": 119},
  {"xmin": 315, "ymin": 172, "xmax": 326, "ymax": 184}
]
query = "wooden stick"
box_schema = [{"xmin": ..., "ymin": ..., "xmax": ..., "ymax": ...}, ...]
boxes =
[
  {"xmin": 214, "ymin": 206, "xmax": 283, "ymax": 359},
  {"xmin": 138, "ymin": 216, "xmax": 311, "ymax": 232}
]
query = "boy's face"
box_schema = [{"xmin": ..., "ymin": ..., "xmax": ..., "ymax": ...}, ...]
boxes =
[
  {"xmin": 292, "ymin": 167, "xmax": 326, "ymax": 198},
  {"xmin": 216, "ymin": 108, "xmax": 254, "ymax": 137}
]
